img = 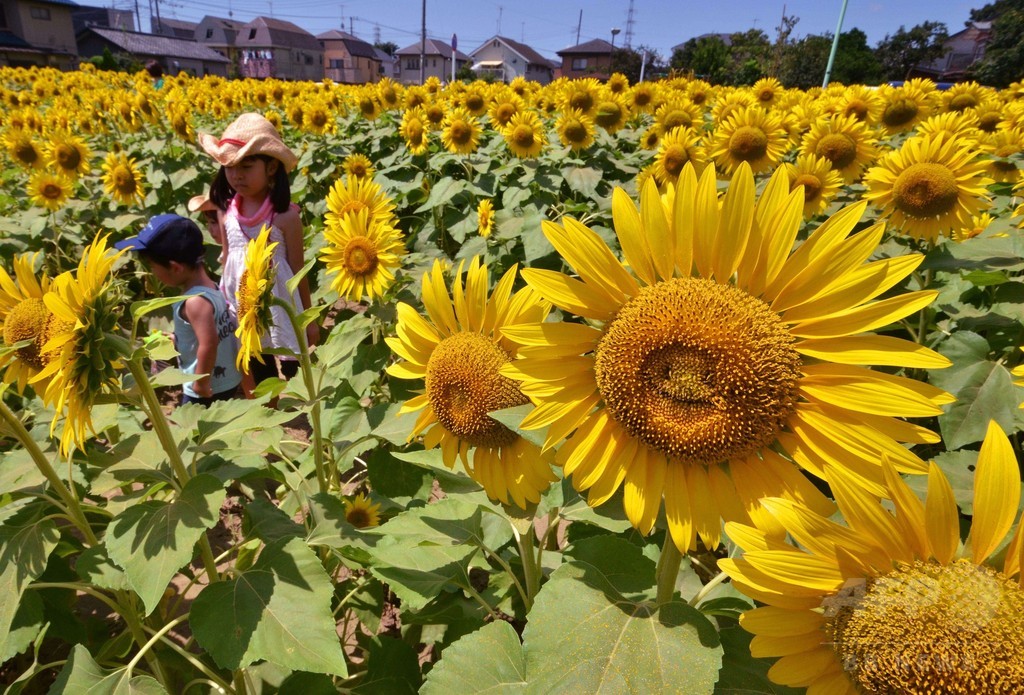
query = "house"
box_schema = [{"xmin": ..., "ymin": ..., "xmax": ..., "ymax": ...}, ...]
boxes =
[
  {"xmin": 0, "ymin": 0, "xmax": 79, "ymax": 69},
  {"xmin": 468, "ymin": 35, "xmax": 554, "ymax": 84},
  {"xmin": 76, "ymin": 26, "xmax": 231, "ymax": 76},
  {"xmin": 318, "ymin": 29, "xmax": 380, "ymax": 83},
  {"xmin": 195, "ymin": 15, "xmax": 239, "ymax": 68},
  {"xmin": 556, "ymin": 38, "xmax": 614, "ymax": 80},
  {"xmin": 912, "ymin": 21, "xmax": 990, "ymax": 81},
  {"xmin": 235, "ymin": 16, "xmax": 322, "ymax": 81},
  {"xmin": 373, "ymin": 45, "xmax": 398, "ymax": 80},
  {"xmin": 72, "ymin": 4, "xmax": 134, "ymax": 34},
  {"xmin": 152, "ymin": 16, "xmax": 196, "ymax": 40},
  {"xmin": 395, "ymin": 38, "xmax": 470, "ymax": 84}
]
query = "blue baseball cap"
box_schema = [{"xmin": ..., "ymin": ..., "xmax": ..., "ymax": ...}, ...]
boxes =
[{"xmin": 115, "ymin": 214, "xmax": 205, "ymax": 264}]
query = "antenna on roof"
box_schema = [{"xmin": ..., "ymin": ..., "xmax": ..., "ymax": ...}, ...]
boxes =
[
  {"xmin": 624, "ymin": 0, "xmax": 635, "ymax": 49},
  {"xmin": 497, "ymin": 6, "xmax": 502, "ymax": 35}
]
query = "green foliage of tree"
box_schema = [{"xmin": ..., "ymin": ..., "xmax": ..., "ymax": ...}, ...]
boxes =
[
  {"xmin": 610, "ymin": 45, "xmax": 663, "ymax": 83},
  {"xmin": 875, "ymin": 21, "xmax": 949, "ymax": 80},
  {"xmin": 727, "ymin": 29, "xmax": 771, "ymax": 85},
  {"xmin": 374, "ymin": 41, "xmax": 399, "ymax": 56},
  {"xmin": 779, "ymin": 28, "xmax": 882, "ymax": 88},
  {"xmin": 970, "ymin": 0, "xmax": 1024, "ymax": 87},
  {"xmin": 669, "ymin": 30, "xmax": 768, "ymax": 85},
  {"xmin": 670, "ymin": 36, "xmax": 731, "ymax": 83}
]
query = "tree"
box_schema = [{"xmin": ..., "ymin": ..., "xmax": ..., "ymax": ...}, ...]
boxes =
[
  {"xmin": 374, "ymin": 41, "xmax": 399, "ymax": 56},
  {"xmin": 727, "ymin": 29, "xmax": 771, "ymax": 84},
  {"xmin": 670, "ymin": 36, "xmax": 731, "ymax": 84},
  {"xmin": 875, "ymin": 22, "xmax": 949, "ymax": 80},
  {"xmin": 969, "ymin": 0, "xmax": 1024, "ymax": 87},
  {"xmin": 778, "ymin": 29, "xmax": 882, "ymax": 88},
  {"xmin": 610, "ymin": 45, "xmax": 663, "ymax": 83},
  {"xmin": 769, "ymin": 13, "xmax": 800, "ymax": 77}
]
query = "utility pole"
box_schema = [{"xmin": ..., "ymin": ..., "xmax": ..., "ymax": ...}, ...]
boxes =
[
  {"xmin": 497, "ymin": 6, "xmax": 502, "ymax": 35},
  {"xmin": 419, "ymin": 0, "xmax": 426, "ymax": 84},
  {"xmin": 624, "ymin": 0, "xmax": 635, "ymax": 49},
  {"xmin": 134, "ymin": 0, "xmax": 142, "ymax": 31},
  {"xmin": 822, "ymin": 0, "xmax": 849, "ymax": 87},
  {"xmin": 349, "ymin": 17, "xmax": 353, "ymax": 34},
  {"xmin": 575, "ymin": 9, "xmax": 582, "ymax": 45},
  {"xmin": 153, "ymin": 0, "xmax": 162, "ymax": 32}
]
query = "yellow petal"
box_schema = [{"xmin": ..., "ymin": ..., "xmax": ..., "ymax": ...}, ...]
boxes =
[
  {"xmin": 687, "ymin": 465, "xmax": 720, "ymax": 549},
  {"xmin": 925, "ymin": 460, "xmax": 960, "ymax": 564},
  {"xmin": 740, "ymin": 606, "xmax": 825, "ymax": 637},
  {"xmin": 623, "ymin": 449, "xmax": 664, "ymax": 535},
  {"xmin": 742, "ymin": 551, "xmax": 845, "ymax": 592},
  {"xmin": 881, "ymin": 458, "xmax": 929, "ymax": 558},
  {"xmin": 750, "ymin": 631, "xmax": 827, "ymax": 658},
  {"xmin": 795, "ymin": 334, "xmax": 951, "ymax": 369},
  {"xmin": 789, "ymin": 290, "xmax": 939, "ymax": 339},
  {"xmin": 768, "ymin": 648, "xmax": 842, "ymax": 688},
  {"xmin": 713, "ymin": 161, "xmax": 754, "ymax": 282},
  {"xmin": 665, "ymin": 462, "xmax": 695, "ymax": 551},
  {"xmin": 612, "ymin": 186, "xmax": 656, "ymax": 286},
  {"xmin": 799, "ymin": 371, "xmax": 946, "ymax": 418},
  {"xmin": 826, "ymin": 463, "xmax": 911, "ymax": 563},
  {"xmin": 691, "ymin": 164, "xmax": 719, "ymax": 278},
  {"xmin": 969, "ymin": 421, "xmax": 1020, "ymax": 564},
  {"xmin": 640, "ymin": 178, "xmax": 675, "ymax": 281},
  {"xmin": 671, "ymin": 164, "xmax": 697, "ymax": 277},
  {"xmin": 520, "ymin": 268, "xmax": 617, "ymax": 321},
  {"xmin": 543, "ymin": 217, "xmax": 639, "ymax": 303}
]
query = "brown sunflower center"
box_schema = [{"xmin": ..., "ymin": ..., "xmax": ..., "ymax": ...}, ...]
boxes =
[
  {"xmin": 426, "ymin": 106, "xmax": 445, "ymax": 125},
  {"xmin": 41, "ymin": 182, "xmax": 64, "ymax": 200},
  {"xmin": 425, "ymin": 331, "xmax": 527, "ymax": 448},
  {"xmin": 113, "ymin": 166, "xmax": 136, "ymax": 193},
  {"xmin": 947, "ymin": 94, "xmax": 977, "ymax": 112},
  {"xmin": 633, "ymin": 89, "xmax": 652, "ymax": 107},
  {"xmin": 661, "ymin": 144, "xmax": 689, "ymax": 178},
  {"xmin": 494, "ymin": 103, "xmax": 517, "ymax": 126},
  {"xmin": 815, "ymin": 133, "xmax": 857, "ymax": 170},
  {"xmin": 339, "ymin": 200, "xmax": 367, "ymax": 215},
  {"xmin": 662, "ymin": 109, "xmax": 692, "ymax": 132},
  {"xmin": 512, "ymin": 125, "xmax": 535, "ymax": 149},
  {"xmin": 359, "ymin": 99, "xmax": 376, "ymax": 116},
  {"xmin": 793, "ymin": 174, "xmax": 823, "ymax": 203},
  {"xmin": 448, "ymin": 121, "xmax": 472, "ymax": 145},
  {"xmin": 310, "ymin": 110, "xmax": 328, "ymax": 128},
  {"xmin": 465, "ymin": 94, "xmax": 484, "ymax": 112},
  {"xmin": 826, "ymin": 560, "xmax": 1024, "ymax": 695},
  {"xmin": 237, "ymin": 269, "xmax": 256, "ymax": 318},
  {"xmin": 563, "ymin": 121, "xmax": 588, "ymax": 144},
  {"xmin": 728, "ymin": 126, "xmax": 769, "ymax": 162},
  {"xmin": 756, "ymin": 88, "xmax": 774, "ymax": 103},
  {"xmin": 593, "ymin": 278, "xmax": 801, "ymax": 466},
  {"xmin": 343, "ymin": 237, "xmax": 378, "ymax": 276},
  {"xmin": 978, "ymin": 112, "xmax": 1002, "ymax": 132},
  {"xmin": 844, "ymin": 99, "xmax": 869, "ymax": 121},
  {"xmin": 569, "ymin": 91, "xmax": 593, "ymax": 113},
  {"xmin": 345, "ymin": 507, "xmax": 373, "ymax": 528},
  {"xmin": 348, "ymin": 161, "xmax": 368, "ymax": 178},
  {"xmin": 14, "ymin": 141, "xmax": 39, "ymax": 165},
  {"xmin": 3, "ymin": 297, "xmax": 50, "ymax": 369},
  {"xmin": 55, "ymin": 144, "xmax": 81, "ymax": 170},
  {"xmin": 882, "ymin": 98, "xmax": 919, "ymax": 128},
  {"xmin": 892, "ymin": 162, "xmax": 959, "ymax": 218},
  {"xmin": 595, "ymin": 101, "xmax": 624, "ymax": 129}
]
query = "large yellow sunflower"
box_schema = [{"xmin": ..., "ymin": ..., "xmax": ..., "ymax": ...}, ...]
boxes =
[
  {"xmin": 785, "ymin": 153, "xmax": 844, "ymax": 219},
  {"xmin": 385, "ymin": 258, "xmax": 555, "ymax": 507},
  {"xmin": 0, "ymin": 252, "xmax": 55, "ymax": 392},
  {"xmin": 487, "ymin": 92, "xmax": 525, "ymax": 130},
  {"xmin": 101, "ymin": 152, "xmax": 145, "ymax": 207},
  {"xmin": 320, "ymin": 208, "xmax": 405, "ymax": 302},
  {"xmin": 400, "ymin": 107, "xmax": 430, "ymax": 155},
  {"xmin": 502, "ymin": 110, "xmax": 547, "ymax": 158},
  {"xmin": 721, "ymin": 422, "xmax": 1024, "ymax": 694},
  {"xmin": 710, "ymin": 106, "xmax": 790, "ymax": 176},
  {"xmin": 33, "ymin": 236, "xmax": 124, "ymax": 455},
  {"xmin": 502, "ymin": 163, "xmax": 951, "ymax": 552},
  {"xmin": 234, "ymin": 225, "xmax": 277, "ymax": 372},
  {"xmin": 800, "ymin": 114, "xmax": 879, "ymax": 184},
  {"xmin": 440, "ymin": 107, "xmax": 481, "ymax": 155},
  {"xmin": 652, "ymin": 126, "xmax": 706, "ymax": 184},
  {"xmin": 592, "ymin": 91, "xmax": 631, "ymax": 134},
  {"xmin": 555, "ymin": 107, "xmax": 595, "ymax": 151},
  {"xmin": 4, "ymin": 128, "xmax": 45, "ymax": 169},
  {"xmin": 879, "ymin": 84, "xmax": 933, "ymax": 134},
  {"xmin": 27, "ymin": 171, "xmax": 72, "ymax": 212},
  {"xmin": 342, "ymin": 153, "xmax": 374, "ymax": 180},
  {"xmin": 863, "ymin": 133, "xmax": 993, "ymax": 242},
  {"xmin": 344, "ymin": 493, "xmax": 381, "ymax": 529},
  {"xmin": 324, "ymin": 174, "xmax": 397, "ymax": 229},
  {"xmin": 46, "ymin": 131, "xmax": 91, "ymax": 178}
]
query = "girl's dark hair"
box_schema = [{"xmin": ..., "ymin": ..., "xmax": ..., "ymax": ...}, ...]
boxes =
[{"xmin": 208, "ymin": 155, "xmax": 291, "ymax": 213}]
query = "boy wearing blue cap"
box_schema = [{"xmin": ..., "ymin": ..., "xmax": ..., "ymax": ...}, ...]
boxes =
[{"xmin": 116, "ymin": 214, "xmax": 242, "ymax": 406}]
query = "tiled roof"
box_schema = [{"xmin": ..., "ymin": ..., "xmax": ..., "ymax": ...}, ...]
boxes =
[
  {"xmin": 157, "ymin": 18, "xmax": 197, "ymax": 31},
  {"xmin": 494, "ymin": 35, "xmax": 554, "ymax": 68},
  {"xmin": 37, "ymin": 0, "xmax": 79, "ymax": 6},
  {"xmin": 81, "ymin": 27, "xmax": 231, "ymax": 61},
  {"xmin": 0, "ymin": 31, "xmax": 36, "ymax": 49},
  {"xmin": 239, "ymin": 16, "xmax": 320, "ymax": 51},
  {"xmin": 395, "ymin": 38, "xmax": 471, "ymax": 61},
  {"xmin": 317, "ymin": 30, "xmax": 377, "ymax": 59},
  {"xmin": 557, "ymin": 38, "xmax": 614, "ymax": 55}
]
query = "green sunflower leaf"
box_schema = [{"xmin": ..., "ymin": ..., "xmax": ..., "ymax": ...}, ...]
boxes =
[
  {"xmin": 0, "ymin": 506, "xmax": 59, "ymax": 661},
  {"xmin": 420, "ymin": 620, "xmax": 527, "ymax": 694},
  {"xmin": 48, "ymin": 644, "xmax": 167, "ymax": 695}
]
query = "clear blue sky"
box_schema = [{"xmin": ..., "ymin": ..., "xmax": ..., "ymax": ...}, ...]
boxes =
[{"xmin": 146, "ymin": 0, "xmax": 979, "ymax": 60}]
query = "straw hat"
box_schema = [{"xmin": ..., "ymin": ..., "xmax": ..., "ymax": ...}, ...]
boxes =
[
  {"xmin": 197, "ymin": 113, "xmax": 298, "ymax": 172},
  {"xmin": 187, "ymin": 194, "xmax": 217, "ymax": 213}
]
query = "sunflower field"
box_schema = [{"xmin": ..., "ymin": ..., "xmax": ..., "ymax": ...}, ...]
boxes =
[{"xmin": 1, "ymin": 65, "xmax": 1024, "ymax": 694}]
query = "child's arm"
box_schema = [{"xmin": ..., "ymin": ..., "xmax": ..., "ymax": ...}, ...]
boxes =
[
  {"xmin": 278, "ymin": 209, "xmax": 320, "ymax": 347},
  {"xmin": 183, "ymin": 295, "xmax": 218, "ymax": 398}
]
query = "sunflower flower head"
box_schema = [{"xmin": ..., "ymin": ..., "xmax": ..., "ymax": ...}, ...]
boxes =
[
  {"xmin": 101, "ymin": 152, "xmax": 145, "ymax": 207},
  {"xmin": 502, "ymin": 162, "xmax": 952, "ymax": 551},
  {"xmin": 46, "ymin": 131, "xmax": 91, "ymax": 178},
  {"xmin": 710, "ymin": 106, "xmax": 790, "ymax": 176},
  {"xmin": 324, "ymin": 174, "xmax": 397, "ymax": 230},
  {"xmin": 441, "ymin": 107, "xmax": 481, "ymax": 155},
  {"xmin": 234, "ymin": 225, "xmax": 277, "ymax": 372},
  {"xmin": 556, "ymin": 108, "xmax": 595, "ymax": 151},
  {"xmin": 785, "ymin": 153, "xmax": 844, "ymax": 219},
  {"xmin": 0, "ymin": 252, "xmax": 56, "ymax": 392},
  {"xmin": 32, "ymin": 236, "xmax": 125, "ymax": 455},
  {"xmin": 385, "ymin": 258, "xmax": 556, "ymax": 508},
  {"xmin": 342, "ymin": 153, "xmax": 374, "ymax": 180},
  {"xmin": 502, "ymin": 110, "xmax": 547, "ymax": 158},
  {"xmin": 27, "ymin": 171, "xmax": 72, "ymax": 212},
  {"xmin": 4, "ymin": 128, "xmax": 44, "ymax": 169},
  {"xmin": 477, "ymin": 198, "xmax": 495, "ymax": 238},
  {"xmin": 321, "ymin": 208, "xmax": 405, "ymax": 302},
  {"xmin": 721, "ymin": 421, "xmax": 1024, "ymax": 694},
  {"xmin": 344, "ymin": 493, "xmax": 382, "ymax": 529}
]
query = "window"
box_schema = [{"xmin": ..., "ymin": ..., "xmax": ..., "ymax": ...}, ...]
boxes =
[
  {"xmin": 248, "ymin": 28, "xmax": 257, "ymax": 40},
  {"xmin": 571, "ymin": 57, "xmax": 587, "ymax": 70},
  {"xmin": 431, "ymin": 58, "xmax": 436, "ymax": 68},
  {"xmin": 405, "ymin": 57, "xmax": 419, "ymax": 70},
  {"xmin": 305, "ymin": 54, "xmax": 313, "ymax": 65},
  {"xmin": 30, "ymin": 6, "xmax": 51, "ymax": 20},
  {"xmin": 329, "ymin": 58, "xmax": 344, "ymax": 69},
  {"xmin": 205, "ymin": 28, "xmax": 213, "ymax": 38}
]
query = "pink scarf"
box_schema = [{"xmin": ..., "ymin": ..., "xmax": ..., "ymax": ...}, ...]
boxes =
[{"xmin": 228, "ymin": 194, "xmax": 273, "ymax": 229}]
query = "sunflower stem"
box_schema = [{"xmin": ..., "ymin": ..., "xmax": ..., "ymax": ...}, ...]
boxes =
[
  {"xmin": 274, "ymin": 297, "xmax": 331, "ymax": 494},
  {"xmin": 0, "ymin": 398, "xmax": 98, "ymax": 546},
  {"xmin": 512, "ymin": 519, "xmax": 541, "ymax": 611},
  {"xmin": 655, "ymin": 534, "xmax": 684, "ymax": 605},
  {"xmin": 123, "ymin": 354, "xmax": 220, "ymax": 584}
]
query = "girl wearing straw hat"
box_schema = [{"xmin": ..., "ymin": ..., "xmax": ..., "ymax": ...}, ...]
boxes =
[{"xmin": 198, "ymin": 113, "xmax": 318, "ymax": 385}]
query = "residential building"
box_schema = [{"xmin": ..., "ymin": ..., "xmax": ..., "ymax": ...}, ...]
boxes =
[
  {"xmin": 0, "ymin": 0, "xmax": 78, "ymax": 69},
  {"xmin": 152, "ymin": 16, "xmax": 196, "ymax": 40},
  {"xmin": 912, "ymin": 21, "xmax": 990, "ymax": 81},
  {"xmin": 71, "ymin": 4, "xmax": 134, "ymax": 34},
  {"xmin": 395, "ymin": 38, "xmax": 470, "ymax": 84},
  {"xmin": 235, "ymin": 16, "xmax": 322, "ymax": 81},
  {"xmin": 556, "ymin": 38, "xmax": 614, "ymax": 80},
  {"xmin": 373, "ymin": 45, "xmax": 398, "ymax": 80},
  {"xmin": 195, "ymin": 15, "xmax": 239, "ymax": 68},
  {"xmin": 76, "ymin": 26, "xmax": 231, "ymax": 76},
  {"xmin": 318, "ymin": 29, "xmax": 380, "ymax": 83},
  {"xmin": 468, "ymin": 35, "xmax": 554, "ymax": 84}
]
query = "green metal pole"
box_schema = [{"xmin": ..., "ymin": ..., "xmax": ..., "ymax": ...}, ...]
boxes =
[{"xmin": 822, "ymin": 0, "xmax": 850, "ymax": 88}]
